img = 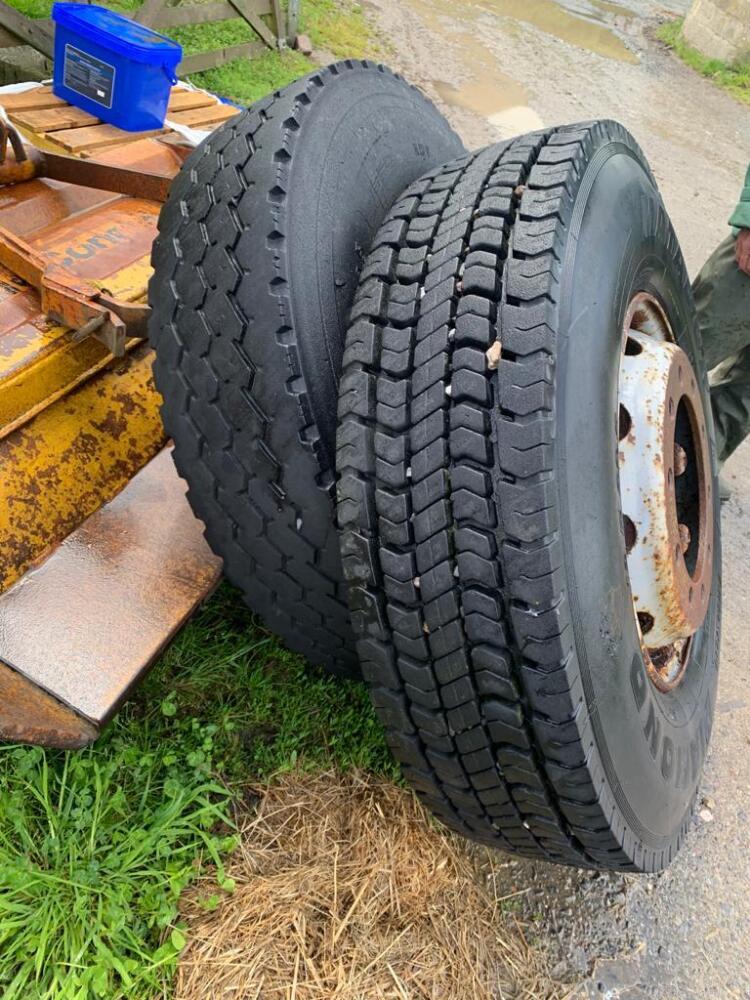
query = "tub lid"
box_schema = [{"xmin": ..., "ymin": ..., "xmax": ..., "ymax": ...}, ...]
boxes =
[{"xmin": 52, "ymin": 3, "xmax": 182, "ymax": 64}]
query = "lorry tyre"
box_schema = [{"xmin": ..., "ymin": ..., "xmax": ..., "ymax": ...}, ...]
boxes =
[
  {"xmin": 336, "ymin": 121, "xmax": 721, "ymax": 869},
  {"xmin": 149, "ymin": 62, "xmax": 464, "ymax": 676}
]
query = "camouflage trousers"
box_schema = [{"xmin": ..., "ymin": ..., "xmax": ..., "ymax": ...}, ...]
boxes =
[{"xmin": 694, "ymin": 233, "xmax": 750, "ymax": 464}]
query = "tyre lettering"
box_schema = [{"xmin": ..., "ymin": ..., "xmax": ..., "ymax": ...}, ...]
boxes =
[
  {"xmin": 630, "ymin": 654, "xmax": 647, "ymax": 711},
  {"xmin": 631, "ymin": 656, "xmax": 698, "ymax": 788},
  {"xmin": 661, "ymin": 736, "xmax": 674, "ymax": 781},
  {"xmin": 644, "ymin": 701, "xmax": 661, "ymax": 760}
]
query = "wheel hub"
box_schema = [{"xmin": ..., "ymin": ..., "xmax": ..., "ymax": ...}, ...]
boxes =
[{"xmin": 618, "ymin": 294, "xmax": 714, "ymax": 691}]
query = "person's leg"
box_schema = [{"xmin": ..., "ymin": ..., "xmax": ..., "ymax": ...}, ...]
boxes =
[
  {"xmin": 693, "ymin": 233, "xmax": 750, "ymax": 463},
  {"xmin": 707, "ymin": 346, "xmax": 750, "ymax": 465}
]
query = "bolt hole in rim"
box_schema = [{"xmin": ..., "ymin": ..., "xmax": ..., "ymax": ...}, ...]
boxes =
[{"xmin": 617, "ymin": 293, "xmax": 714, "ymax": 692}]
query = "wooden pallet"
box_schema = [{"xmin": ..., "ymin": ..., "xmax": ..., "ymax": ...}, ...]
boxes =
[{"xmin": 0, "ymin": 83, "xmax": 239, "ymax": 158}]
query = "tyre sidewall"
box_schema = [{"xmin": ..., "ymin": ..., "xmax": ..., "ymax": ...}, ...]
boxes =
[
  {"xmin": 287, "ymin": 71, "xmax": 464, "ymax": 465},
  {"xmin": 555, "ymin": 140, "xmax": 720, "ymax": 853}
]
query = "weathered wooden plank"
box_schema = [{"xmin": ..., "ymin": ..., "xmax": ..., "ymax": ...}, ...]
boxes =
[
  {"xmin": 178, "ymin": 38, "xmax": 265, "ymax": 73},
  {"xmin": 227, "ymin": 0, "xmax": 276, "ymax": 48},
  {"xmin": 12, "ymin": 106, "xmax": 100, "ymax": 132},
  {"xmin": 0, "ymin": 86, "xmax": 61, "ymax": 113},
  {"xmin": 0, "ymin": 24, "xmax": 20, "ymax": 46},
  {"xmin": 167, "ymin": 89, "xmax": 217, "ymax": 112},
  {"xmin": 143, "ymin": 0, "xmax": 271, "ymax": 28},
  {"xmin": 132, "ymin": 0, "xmax": 167, "ymax": 28},
  {"xmin": 0, "ymin": 3, "xmax": 53, "ymax": 56},
  {"xmin": 154, "ymin": 2, "xmax": 236, "ymax": 27},
  {"xmin": 46, "ymin": 122, "xmax": 167, "ymax": 154},
  {"xmin": 169, "ymin": 102, "xmax": 240, "ymax": 127},
  {"xmin": 270, "ymin": 0, "xmax": 284, "ymax": 46}
]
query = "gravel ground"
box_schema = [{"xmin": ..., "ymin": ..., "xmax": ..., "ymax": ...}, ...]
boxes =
[{"xmin": 354, "ymin": 2, "xmax": 750, "ymax": 996}]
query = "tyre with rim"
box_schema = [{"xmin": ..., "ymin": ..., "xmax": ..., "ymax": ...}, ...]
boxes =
[{"xmin": 336, "ymin": 121, "xmax": 720, "ymax": 870}]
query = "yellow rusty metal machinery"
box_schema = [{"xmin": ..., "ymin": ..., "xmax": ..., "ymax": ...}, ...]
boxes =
[{"xmin": 0, "ymin": 84, "xmax": 235, "ymax": 748}]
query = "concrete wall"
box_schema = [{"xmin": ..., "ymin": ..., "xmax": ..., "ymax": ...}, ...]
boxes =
[
  {"xmin": 682, "ymin": 0, "xmax": 750, "ymax": 64},
  {"xmin": 0, "ymin": 46, "xmax": 49, "ymax": 86}
]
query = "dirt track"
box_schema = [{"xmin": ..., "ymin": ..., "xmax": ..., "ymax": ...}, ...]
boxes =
[{"xmin": 358, "ymin": 1, "xmax": 750, "ymax": 995}]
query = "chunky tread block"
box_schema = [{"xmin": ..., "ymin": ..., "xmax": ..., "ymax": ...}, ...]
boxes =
[
  {"xmin": 336, "ymin": 121, "xmax": 720, "ymax": 871},
  {"xmin": 150, "ymin": 62, "xmax": 463, "ymax": 675}
]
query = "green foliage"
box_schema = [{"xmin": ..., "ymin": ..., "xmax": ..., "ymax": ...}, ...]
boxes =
[
  {"xmin": 186, "ymin": 0, "xmax": 379, "ymax": 104},
  {"xmin": 657, "ymin": 18, "xmax": 750, "ymax": 105},
  {"xmin": 298, "ymin": 0, "xmax": 375, "ymax": 59},
  {"xmin": 8, "ymin": 0, "xmax": 379, "ymax": 105},
  {"xmin": 0, "ymin": 589, "xmax": 394, "ymax": 1000},
  {"xmin": 142, "ymin": 586, "xmax": 396, "ymax": 783},
  {"xmin": 0, "ymin": 715, "xmax": 234, "ymax": 999},
  {"xmin": 188, "ymin": 48, "xmax": 312, "ymax": 106}
]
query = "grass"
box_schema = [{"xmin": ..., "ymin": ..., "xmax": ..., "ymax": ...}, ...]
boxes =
[
  {"xmin": 8, "ymin": 0, "xmax": 379, "ymax": 105},
  {"xmin": 657, "ymin": 18, "xmax": 750, "ymax": 105},
  {"xmin": 0, "ymin": 589, "xmax": 395, "ymax": 1000},
  {"xmin": 179, "ymin": 0, "xmax": 380, "ymax": 104},
  {"xmin": 174, "ymin": 771, "xmax": 559, "ymax": 1000}
]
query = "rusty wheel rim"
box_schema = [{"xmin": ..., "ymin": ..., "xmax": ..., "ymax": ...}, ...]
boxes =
[{"xmin": 618, "ymin": 293, "xmax": 714, "ymax": 692}]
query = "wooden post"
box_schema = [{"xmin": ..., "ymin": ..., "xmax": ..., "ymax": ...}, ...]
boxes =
[
  {"xmin": 134, "ymin": 0, "xmax": 168, "ymax": 28},
  {"xmin": 270, "ymin": 0, "xmax": 285, "ymax": 48},
  {"xmin": 287, "ymin": 0, "xmax": 300, "ymax": 43},
  {"xmin": 0, "ymin": 2, "xmax": 54, "ymax": 57},
  {"xmin": 226, "ymin": 0, "xmax": 277, "ymax": 49}
]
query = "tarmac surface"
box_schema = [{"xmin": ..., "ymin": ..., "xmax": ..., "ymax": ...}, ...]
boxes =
[{"xmin": 354, "ymin": 1, "xmax": 750, "ymax": 995}]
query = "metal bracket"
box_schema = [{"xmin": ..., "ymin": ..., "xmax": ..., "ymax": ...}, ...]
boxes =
[
  {"xmin": 0, "ymin": 123, "xmax": 157, "ymax": 355},
  {"xmin": 0, "ymin": 121, "xmax": 173, "ymax": 202},
  {"xmin": 0, "ymin": 224, "xmax": 149, "ymax": 356}
]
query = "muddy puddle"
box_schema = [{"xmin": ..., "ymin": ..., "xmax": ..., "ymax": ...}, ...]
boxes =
[
  {"xmin": 431, "ymin": 36, "xmax": 545, "ymax": 133},
  {"xmin": 475, "ymin": 0, "xmax": 638, "ymax": 63},
  {"xmin": 415, "ymin": 0, "xmax": 639, "ymax": 135}
]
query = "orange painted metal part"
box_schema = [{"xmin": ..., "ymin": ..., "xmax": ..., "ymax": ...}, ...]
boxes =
[
  {"xmin": 0, "ymin": 104, "xmax": 228, "ymax": 747},
  {"xmin": 0, "ymin": 660, "xmax": 98, "ymax": 750},
  {"xmin": 0, "ymin": 449, "xmax": 222, "ymax": 747},
  {"xmin": 0, "ymin": 344, "xmax": 167, "ymax": 594},
  {"xmin": 0, "ymin": 122, "xmax": 173, "ymax": 203},
  {"xmin": 0, "ymin": 126, "xmax": 165, "ymax": 358}
]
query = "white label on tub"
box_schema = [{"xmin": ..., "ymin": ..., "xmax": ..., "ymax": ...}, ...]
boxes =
[{"xmin": 63, "ymin": 44, "xmax": 115, "ymax": 110}]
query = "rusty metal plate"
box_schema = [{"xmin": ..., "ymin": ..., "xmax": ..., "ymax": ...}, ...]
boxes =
[
  {"xmin": 0, "ymin": 660, "xmax": 97, "ymax": 749},
  {"xmin": 0, "ymin": 178, "xmax": 117, "ymax": 237},
  {"xmin": 29, "ymin": 197, "xmax": 159, "ymax": 281},
  {"xmin": 0, "ymin": 448, "xmax": 222, "ymax": 742},
  {"xmin": 0, "ymin": 344, "xmax": 166, "ymax": 593}
]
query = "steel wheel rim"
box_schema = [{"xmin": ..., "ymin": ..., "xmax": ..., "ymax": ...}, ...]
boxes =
[{"xmin": 618, "ymin": 293, "xmax": 714, "ymax": 692}]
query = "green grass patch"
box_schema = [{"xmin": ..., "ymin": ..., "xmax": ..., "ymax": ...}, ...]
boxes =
[
  {"xmin": 189, "ymin": 48, "xmax": 312, "ymax": 106},
  {"xmin": 142, "ymin": 586, "xmax": 395, "ymax": 783},
  {"xmin": 298, "ymin": 0, "xmax": 375, "ymax": 59},
  {"xmin": 657, "ymin": 18, "xmax": 750, "ymax": 104},
  {"xmin": 7, "ymin": 0, "xmax": 380, "ymax": 105},
  {"xmin": 0, "ymin": 588, "xmax": 394, "ymax": 1000},
  {"xmin": 186, "ymin": 0, "xmax": 380, "ymax": 104}
]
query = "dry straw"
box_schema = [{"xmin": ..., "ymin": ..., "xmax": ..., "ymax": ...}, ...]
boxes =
[{"xmin": 176, "ymin": 770, "xmax": 561, "ymax": 999}]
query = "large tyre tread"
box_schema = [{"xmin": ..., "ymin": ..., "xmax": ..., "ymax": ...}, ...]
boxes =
[
  {"xmin": 151, "ymin": 62, "xmax": 459, "ymax": 676},
  {"xmin": 337, "ymin": 122, "xmax": 679, "ymax": 870}
]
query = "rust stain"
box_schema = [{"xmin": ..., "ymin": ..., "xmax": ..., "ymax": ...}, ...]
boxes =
[
  {"xmin": 0, "ymin": 345, "xmax": 165, "ymax": 593},
  {"xmin": 0, "ymin": 659, "xmax": 96, "ymax": 748},
  {"xmin": 31, "ymin": 201, "xmax": 159, "ymax": 281},
  {"xmin": 0, "ymin": 449, "xmax": 222, "ymax": 736}
]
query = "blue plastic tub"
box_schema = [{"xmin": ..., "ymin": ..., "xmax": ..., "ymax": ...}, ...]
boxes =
[{"xmin": 52, "ymin": 3, "xmax": 182, "ymax": 132}]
